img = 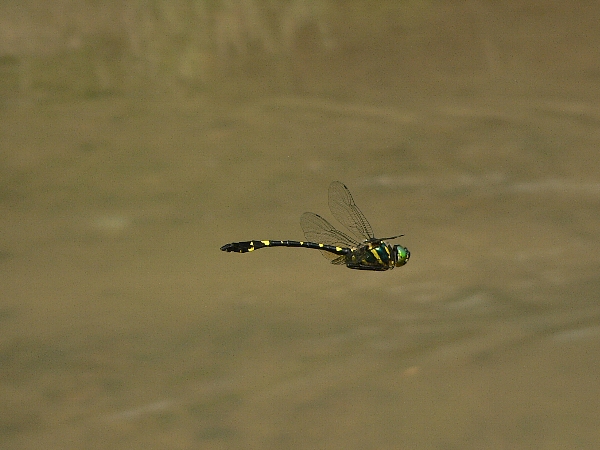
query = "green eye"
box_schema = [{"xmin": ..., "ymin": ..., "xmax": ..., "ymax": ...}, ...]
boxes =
[{"xmin": 395, "ymin": 246, "xmax": 410, "ymax": 266}]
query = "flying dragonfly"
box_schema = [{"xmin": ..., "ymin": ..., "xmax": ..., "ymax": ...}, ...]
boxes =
[{"xmin": 221, "ymin": 181, "xmax": 410, "ymax": 271}]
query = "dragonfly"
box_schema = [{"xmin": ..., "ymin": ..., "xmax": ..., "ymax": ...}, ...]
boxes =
[{"xmin": 220, "ymin": 181, "xmax": 410, "ymax": 271}]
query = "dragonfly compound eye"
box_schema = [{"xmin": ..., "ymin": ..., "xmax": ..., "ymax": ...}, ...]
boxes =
[{"xmin": 394, "ymin": 246, "xmax": 410, "ymax": 266}]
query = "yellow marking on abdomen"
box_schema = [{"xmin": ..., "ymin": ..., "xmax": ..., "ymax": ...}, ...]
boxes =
[{"xmin": 261, "ymin": 240, "xmax": 270, "ymax": 245}]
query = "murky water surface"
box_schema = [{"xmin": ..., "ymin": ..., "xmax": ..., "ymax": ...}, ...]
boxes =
[{"xmin": 2, "ymin": 16, "xmax": 600, "ymax": 450}]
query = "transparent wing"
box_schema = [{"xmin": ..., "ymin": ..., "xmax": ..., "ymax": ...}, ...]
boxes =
[
  {"xmin": 300, "ymin": 212, "xmax": 358, "ymax": 261},
  {"xmin": 328, "ymin": 181, "xmax": 374, "ymax": 242},
  {"xmin": 330, "ymin": 254, "xmax": 348, "ymax": 265}
]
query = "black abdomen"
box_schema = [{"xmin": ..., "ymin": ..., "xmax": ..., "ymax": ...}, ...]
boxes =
[{"xmin": 220, "ymin": 240, "xmax": 348, "ymax": 256}]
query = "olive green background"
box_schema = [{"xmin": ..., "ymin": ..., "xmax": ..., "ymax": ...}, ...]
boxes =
[{"xmin": 1, "ymin": 1, "xmax": 600, "ymax": 448}]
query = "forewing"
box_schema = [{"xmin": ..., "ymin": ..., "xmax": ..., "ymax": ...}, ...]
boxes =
[{"xmin": 328, "ymin": 181, "xmax": 374, "ymax": 242}]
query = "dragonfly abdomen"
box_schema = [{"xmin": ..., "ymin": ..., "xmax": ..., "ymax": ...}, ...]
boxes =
[{"xmin": 220, "ymin": 240, "xmax": 349, "ymax": 255}]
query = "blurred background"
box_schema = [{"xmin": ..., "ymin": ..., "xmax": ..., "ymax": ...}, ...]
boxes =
[{"xmin": 1, "ymin": 1, "xmax": 600, "ymax": 448}]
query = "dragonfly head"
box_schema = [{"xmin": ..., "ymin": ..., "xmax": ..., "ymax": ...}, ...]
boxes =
[{"xmin": 393, "ymin": 245, "xmax": 410, "ymax": 267}]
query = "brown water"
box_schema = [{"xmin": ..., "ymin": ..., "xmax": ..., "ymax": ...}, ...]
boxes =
[{"xmin": 2, "ymin": 7, "xmax": 600, "ymax": 450}]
